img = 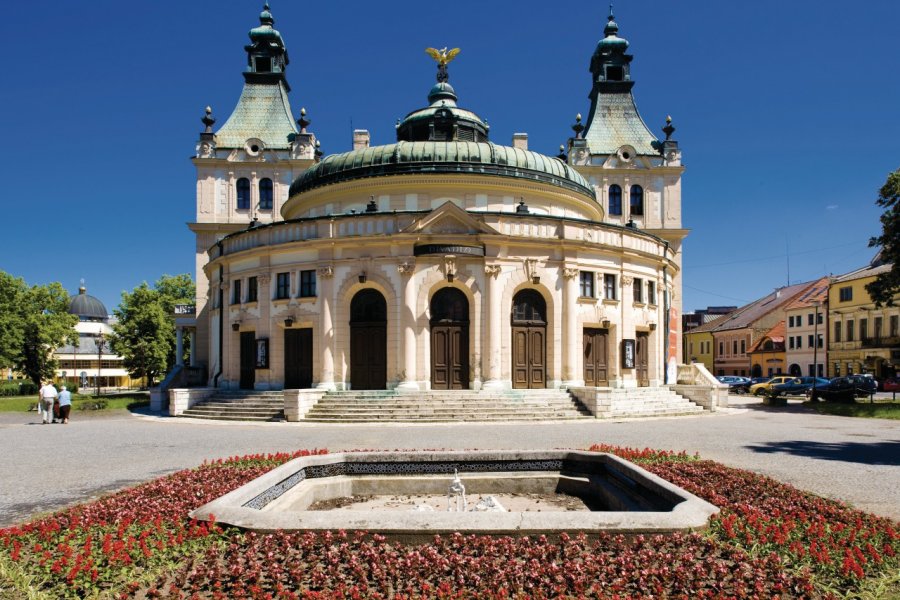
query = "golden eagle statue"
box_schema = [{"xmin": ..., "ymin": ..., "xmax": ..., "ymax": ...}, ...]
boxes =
[{"xmin": 425, "ymin": 47, "xmax": 461, "ymax": 66}]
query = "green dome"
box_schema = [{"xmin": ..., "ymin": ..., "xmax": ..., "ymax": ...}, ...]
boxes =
[
  {"xmin": 597, "ymin": 13, "xmax": 629, "ymax": 53},
  {"xmin": 289, "ymin": 141, "xmax": 595, "ymax": 199}
]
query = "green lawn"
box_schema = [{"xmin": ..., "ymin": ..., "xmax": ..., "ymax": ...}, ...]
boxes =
[
  {"xmin": 0, "ymin": 393, "xmax": 149, "ymax": 413},
  {"xmin": 806, "ymin": 400, "xmax": 900, "ymax": 419}
]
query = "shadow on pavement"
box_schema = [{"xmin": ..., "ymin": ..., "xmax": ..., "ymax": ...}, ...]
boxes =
[{"xmin": 746, "ymin": 439, "xmax": 900, "ymax": 466}]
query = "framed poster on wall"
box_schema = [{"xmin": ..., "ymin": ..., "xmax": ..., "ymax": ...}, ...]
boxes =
[
  {"xmin": 256, "ymin": 338, "xmax": 269, "ymax": 369},
  {"xmin": 622, "ymin": 339, "xmax": 635, "ymax": 369}
]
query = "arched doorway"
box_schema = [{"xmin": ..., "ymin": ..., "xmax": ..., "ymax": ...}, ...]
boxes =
[
  {"xmin": 430, "ymin": 288, "xmax": 469, "ymax": 389},
  {"xmin": 350, "ymin": 289, "xmax": 387, "ymax": 390},
  {"xmin": 751, "ymin": 364, "xmax": 762, "ymax": 378},
  {"xmin": 511, "ymin": 289, "xmax": 547, "ymax": 389},
  {"xmin": 788, "ymin": 363, "xmax": 801, "ymax": 377}
]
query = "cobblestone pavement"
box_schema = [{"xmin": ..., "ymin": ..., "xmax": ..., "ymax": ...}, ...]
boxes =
[{"xmin": 1, "ymin": 396, "xmax": 898, "ymax": 527}]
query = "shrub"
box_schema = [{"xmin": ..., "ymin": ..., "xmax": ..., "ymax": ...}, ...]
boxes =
[{"xmin": 0, "ymin": 381, "xmax": 38, "ymax": 396}]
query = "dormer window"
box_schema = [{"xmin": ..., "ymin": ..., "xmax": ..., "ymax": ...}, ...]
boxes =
[
  {"xmin": 630, "ymin": 185, "xmax": 644, "ymax": 216},
  {"xmin": 236, "ymin": 178, "xmax": 251, "ymax": 210},
  {"xmin": 259, "ymin": 178, "xmax": 273, "ymax": 210},
  {"xmin": 608, "ymin": 184, "xmax": 622, "ymax": 216}
]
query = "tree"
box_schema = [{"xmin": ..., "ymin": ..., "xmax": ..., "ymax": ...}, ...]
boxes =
[
  {"xmin": 111, "ymin": 284, "xmax": 170, "ymax": 387},
  {"xmin": 110, "ymin": 274, "xmax": 195, "ymax": 386},
  {"xmin": 0, "ymin": 271, "xmax": 77, "ymax": 385},
  {"xmin": 867, "ymin": 168, "xmax": 900, "ymax": 306}
]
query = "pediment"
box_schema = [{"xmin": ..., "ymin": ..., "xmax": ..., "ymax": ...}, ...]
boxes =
[{"xmin": 402, "ymin": 201, "xmax": 499, "ymax": 235}]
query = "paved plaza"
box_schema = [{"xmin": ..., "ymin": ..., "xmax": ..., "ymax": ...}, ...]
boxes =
[{"xmin": 1, "ymin": 396, "xmax": 898, "ymax": 528}]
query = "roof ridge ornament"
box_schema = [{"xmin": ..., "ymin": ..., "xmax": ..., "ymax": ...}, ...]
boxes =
[
  {"xmin": 425, "ymin": 47, "xmax": 461, "ymax": 83},
  {"xmin": 202, "ymin": 106, "xmax": 216, "ymax": 133}
]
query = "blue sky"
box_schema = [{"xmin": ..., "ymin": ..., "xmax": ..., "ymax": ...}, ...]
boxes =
[{"xmin": 1, "ymin": 1, "xmax": 897, "ymax": 314}]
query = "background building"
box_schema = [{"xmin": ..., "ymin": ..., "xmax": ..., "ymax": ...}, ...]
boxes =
[
  {"xmin": 685, "ymin": 281, "xmax": 817, "ymax": 377},
  {"xmin": 783, "ymin": 278, "xmax": 828, "ymax": 377},
  {"xmin": 54, "ymin": 285, "xmax": 139, "ymax": 390},
  {"xmin": 828, "ymin": 254, "xmax": 899, "ymax": 378}
]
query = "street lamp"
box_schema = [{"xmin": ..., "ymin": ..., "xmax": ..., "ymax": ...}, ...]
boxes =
[
  {"xmin": 96, "ymin": 331, "xmax": 106, "ymax": 397},
  {"xmin": 811, "ymin": 300, "xmax": 821, "ymax": 401}
]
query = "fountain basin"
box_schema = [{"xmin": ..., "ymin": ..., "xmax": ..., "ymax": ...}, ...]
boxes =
[{"xmin": 191, "ymin": 451, "xmax": 718, "ymax": 541}]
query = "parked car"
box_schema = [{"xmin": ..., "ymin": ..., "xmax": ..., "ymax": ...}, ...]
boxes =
[
  {"xmin": 883, "ymin": 377, "xmax": 900, "ymax": 393},
  {"xmin": 749, "ymin": 376, "xmax": 795, "ymax": 396},
  {"xmin": 768, "ymin": 377, "xmax": 830, "ymax": 397},
  {"xmin": 716, "ymin": 375, "xmax": 751, "ymax": 394},
  {"xmin": 807, "ymin": 375, "xmax": 878, "ymax": 402}
]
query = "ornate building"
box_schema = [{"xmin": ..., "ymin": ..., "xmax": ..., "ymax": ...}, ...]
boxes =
[{"xmin": 188, "ymin": 6, "xmax": 686, "ymax": 393}]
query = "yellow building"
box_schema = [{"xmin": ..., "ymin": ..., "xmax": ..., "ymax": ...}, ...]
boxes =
[
  {"xmin": 828, "ymin": 255, "xmax": 900, "ymax": 378},
  {"xmin": 747, "ymin": 321, "xmax": 786, "ymax": 378},
  {"xmin": 684, "ymin": 329, "xmax": 716, "ymax": 373}
]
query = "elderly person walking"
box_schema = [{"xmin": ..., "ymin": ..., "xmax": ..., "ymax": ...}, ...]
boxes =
[
  {"xmin": 58, "ymin": 385, "xmax": 72, "ymax": 424},
  {"xmin": 38, "ymin": 381, "xmax": 58, "ymax": 424}
]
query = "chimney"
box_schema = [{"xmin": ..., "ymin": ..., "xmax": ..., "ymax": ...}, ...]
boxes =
[
  {"xmin": 353, "ymin": 129, "xmax": 370, "ymax": 150},
  {"xmin": 512, "ymin": 133, "xmax": 528, "ymax": 151}
]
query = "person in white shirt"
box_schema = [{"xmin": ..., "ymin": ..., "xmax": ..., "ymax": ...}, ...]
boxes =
[{"xmin": 38, "ymin": 381, "xmax": 58, "ymax": 424}]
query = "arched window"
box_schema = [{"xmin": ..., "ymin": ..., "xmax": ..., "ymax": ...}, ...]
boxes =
[
  {"xmin": 259, "ymin": 178, "xmax": 273, "ymax": 210},
  {"xmin": 608, "ymin": 184, "xmax": 622, "ymax": 216},
  {"xmin": 630, "ymin": 185, "xmax": 644, "ymax": 216},
  {"xmin": 236, "ymin": 178, "xmax": 251, "ymax": 210}
]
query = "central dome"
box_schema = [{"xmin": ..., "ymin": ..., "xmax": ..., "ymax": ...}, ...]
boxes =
[{"xmin": 288, "ymin": 141, "xmax": 593, "ymax": 199}]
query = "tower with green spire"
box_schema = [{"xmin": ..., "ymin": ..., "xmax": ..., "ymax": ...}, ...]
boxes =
[
  {"xmin": 567, "ymin": 7, "xmax": 687, "ymax": 363},
  {"xmin": 187, "ymin": 4, "xmax": 321, "ymax": 374}
]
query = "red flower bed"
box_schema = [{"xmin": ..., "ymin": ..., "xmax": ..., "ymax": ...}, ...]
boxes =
[{"xmin": 0, "ymin": 446, "xmax": 897, "ymax": 599}]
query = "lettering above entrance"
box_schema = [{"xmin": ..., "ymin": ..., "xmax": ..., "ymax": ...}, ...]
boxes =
[{"xmin": 414, "ymin": 244, "xmax": 485, "ymax": 257}]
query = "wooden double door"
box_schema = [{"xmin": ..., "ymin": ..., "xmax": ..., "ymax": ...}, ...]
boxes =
[
  {"xmin": 350, "ymin": 289, "xmax": 387, "ymax": 390},
  {"xmin": 511, "ymin": 290, "xmax": 546, "ymax": 389},
  {"xmin": 284, "ymin": 328, "xmax": 313, "ymax": 389},
  {"xmin": 583, "ymin": 328, "xmax": 609, "ymax": 386},
  {"xmin": 430, "ymin": 288, "xmax": 469, "ymax": 390},
  {"xmin": 636, "ymin": 331, "xmax": 650, "ymax": 387},
  {"xmin": 239, "ymin": 331, "xmax": 255, "ymax": 390}
]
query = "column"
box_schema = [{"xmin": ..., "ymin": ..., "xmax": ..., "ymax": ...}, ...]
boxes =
[
  {"xmin": 316, "ymin": 266, "xmax": 336, "ymax": 390},
  {"xmin": 189, "ymin": 330, "xmax": 197, "ymax": 367},
  {"xmin": 396, "ymin": 262, "xmax": 418, "ymax": 391},
  {"xmin": 562, "ymin": 267, "xmax": 582, "ymax": 386},
  {"xmin": 175, "ymin": 327, "xmax": 184, "ymax": 367},
  {"xmin": 482, "ymin": 265, "xmax": 504, "ymax": 389}
]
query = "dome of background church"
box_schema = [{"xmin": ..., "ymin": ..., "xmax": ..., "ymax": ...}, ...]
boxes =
[{"xmin": 68, "ymin": 285, "xmax": 108, "ymax": 322}]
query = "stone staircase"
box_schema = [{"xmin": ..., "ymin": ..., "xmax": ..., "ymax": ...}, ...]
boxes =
[
  {"xmin": 177, "ymin": 387, "xmax": 706, "ymax": 422},
  {"xmin": 179, "ymin": 391, "xmax": 285, "ymax": 422},
  {"xmin": 603, "ymin": 387, "xmax": 706, "ymax": 418},
  {"xmin": 303, "ymin": 389, "xmax": 593, "ymax": 422}
]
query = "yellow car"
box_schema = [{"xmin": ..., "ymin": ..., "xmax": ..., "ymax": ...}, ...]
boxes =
[{"xmin": 749, "ymin": 376, "xmax": 795, "ymax": 396}]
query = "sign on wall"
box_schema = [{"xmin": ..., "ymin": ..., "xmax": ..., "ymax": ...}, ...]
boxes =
[
  {"xmin": 255, "ymin": 338, "xmax": 269, "ymax": 369},
  {"xmin": 622, "ymin": 339, "xmax": 635, "ymax": 369}
]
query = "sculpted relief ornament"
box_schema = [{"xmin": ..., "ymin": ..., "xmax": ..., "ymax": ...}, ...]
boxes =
[
  {"xmin": 397, "ymin": 262, "xmax": 415, "ymax": 275},
  {"xmin": 484, "ymin": 265, "xmax": 501, "ymax": 278},
  {"xmin": 562, "ymin": 267, "xmax": 579, "ymax": 280},
  {"xmin": 316, "ymin": 266, "xmax": 334, "ymax": 278}
]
